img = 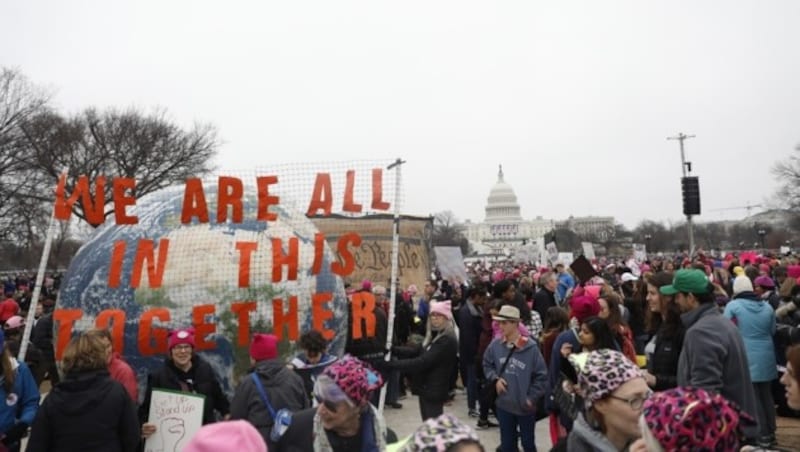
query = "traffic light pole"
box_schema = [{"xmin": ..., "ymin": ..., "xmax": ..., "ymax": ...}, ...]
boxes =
[{"xmin": 668, "ymin": 133, "xmax": 696, "ymax": 257}]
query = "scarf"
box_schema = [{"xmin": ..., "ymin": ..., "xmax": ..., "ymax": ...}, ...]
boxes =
[{"xmin": 312, "ymin": 404, "xmax": 386, "ymax": 452}]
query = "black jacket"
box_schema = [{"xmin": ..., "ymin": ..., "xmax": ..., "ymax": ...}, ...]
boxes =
[
  {"xmin": 139, "ymin": 356, "xmax": 230, "ymax": 425},
  {"xmin": 27, "ymin": 370, "xmax": 139, "ymax": 452},
  {"xmin": 345, "ymin": 301, "xmax": 388, "ymax": 361},
  {"xmin": 230, "ymin": 360, "xmax": 309, "ymax": 448},
  {"xmin": 456, "ymin": 301, "xmax": 482, "ymax": 361},
  {"xmin": 649, "ymin": 324, "xmax": 685, "ymax": 391},
  {"xmin": 533, "ymin": 288, "xmax": 557, "ymax": 321},
  {"xmin": 389, "ymin": 331, "xmax": 458, "ymax": 403},
  {"xmin": 31, "ymin": 314, "xmax": 54, "ymax": 360}
]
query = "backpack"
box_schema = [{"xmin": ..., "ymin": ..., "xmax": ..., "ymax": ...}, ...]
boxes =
[{"xmin": 250, "ymin": 373, "xmax": 293, "ymax": 443}]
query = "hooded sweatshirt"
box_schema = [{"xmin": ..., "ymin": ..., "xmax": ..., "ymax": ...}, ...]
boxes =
[
  {"xmin": 27, "ymin": 369, "xmax": 139, "ymax": 452},
  {"xmin": 567, "ymin": 413, "xmax": 628, "ymax": 452},
  {"xmin": 229, "ymin": 359, "xmax": 309, "ymax": 448},
  {"xmin": 0, "ymin": 358, "xmax": 38, "ymax": 435},
  {"xmin": 723, "ymin": 291, "xmax": 778, "ymax": 382},
  {"xmin": 482, "ymin": 335, "xmax": 548, "ymax": 415}
]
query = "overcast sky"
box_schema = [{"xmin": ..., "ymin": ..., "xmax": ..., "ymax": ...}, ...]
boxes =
[{"xmin": 2, "ymin": 1, "xmax": 798, "ymax": 228}]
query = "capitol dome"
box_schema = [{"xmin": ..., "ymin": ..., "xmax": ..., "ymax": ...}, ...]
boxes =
[{"xmin": 485, "ymin": 165, "xmax": 523, "ymax": 223}]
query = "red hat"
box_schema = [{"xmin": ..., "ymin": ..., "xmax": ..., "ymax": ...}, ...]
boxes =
[
  {"xmin": 250, "ymin": 333, "xmax": 279, "ymax": 361},
  {"xmin": 569, "ymin": 295, "xmax": 600, "ymax": 324},
  {"xmin": 168, "ymin": 328, "xmax": 195, "ymax": 350}
]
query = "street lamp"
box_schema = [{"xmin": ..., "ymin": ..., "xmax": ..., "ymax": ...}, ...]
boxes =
[
  {"xmin": 644, "ymin": 234, "xmax": 653, "ymax": 252},
  {"xmin": 757, "ymin": 229, "xmax": 767, "ymax": 249}
]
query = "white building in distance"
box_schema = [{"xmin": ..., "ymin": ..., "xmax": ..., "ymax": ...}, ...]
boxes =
[{"xmin": 463, "ymin": 165, "xmax": 615, "ymax": 255}]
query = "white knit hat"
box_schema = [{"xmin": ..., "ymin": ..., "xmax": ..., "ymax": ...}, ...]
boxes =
[{"xmin": 732, "ymin": 276, "xmax": 754, "ymax": 297}]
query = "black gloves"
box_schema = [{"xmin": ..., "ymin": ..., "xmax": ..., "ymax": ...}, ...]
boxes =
[{"xmin": 3, "ymin": 422, "xmax": 28, "ymax": 445}]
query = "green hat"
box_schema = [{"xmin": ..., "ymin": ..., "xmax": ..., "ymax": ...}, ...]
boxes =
[{"xmin": 660, "ymin": 269, "xmax": 709, "ymax": 295}]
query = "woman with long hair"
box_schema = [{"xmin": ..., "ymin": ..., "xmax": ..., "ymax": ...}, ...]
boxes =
[
  {"xmin": 0, "ymin": 330, "xmax": 38, "ymax": 452},
  {"xmin": 597, "ymin": 293, "xmax": 637, "ymax": 362},
  {"xmin": 388, "ymin": 300, "xmax": 458, "ymax": 420},
  {"xmin": 27, "ymin": 331, "xmax": 137, "ymax": 451},
  {"xmin": 641, "ymin": 272, "xmax": 684, "ymax": 391}
]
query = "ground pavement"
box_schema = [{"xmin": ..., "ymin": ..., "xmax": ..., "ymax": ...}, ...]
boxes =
[{"xmin": 382, "ymin": 389, "xmax": 552, "ymax": 451}]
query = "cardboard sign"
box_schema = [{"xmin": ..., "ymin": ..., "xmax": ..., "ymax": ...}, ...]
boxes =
[
  {"xmin": 581, "ymin": 242, "xmax": 595, "ymax": 260},
  {"xmin": 145, "ymin": 389, "xmax": 205, "ymax": 452},
  {"xmin": 557, "ymin": 252, "xmax": 574, "ymax": 267},
  {"xmin": 433, "ymin": 246, "xmax": 467, "ymax": 284},
  {"xmin": 546, "ymin": 242, "xmax": 559, "ymax": 264},
  {"xmin": 632, "ymin": 244, "xmax": 647, "ymax": 263}
]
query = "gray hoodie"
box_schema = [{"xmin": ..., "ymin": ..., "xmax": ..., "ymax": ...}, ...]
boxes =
[
  {"xmin": 482, "ymin": 335, "xmax": 547, "ymax": 415},
  {"xmin": 567, "ymin": 413, "xmax": 627, "ymax": 452}
]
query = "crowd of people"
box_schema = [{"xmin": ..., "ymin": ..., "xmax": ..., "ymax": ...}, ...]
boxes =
[{"xmin": 0, "ymin": 251, "xmax": 799, "ymax": 451}]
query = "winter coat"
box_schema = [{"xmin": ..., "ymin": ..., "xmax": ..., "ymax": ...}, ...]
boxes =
[
  {"xmin": 678, "ymin": 302, "xmax": 758, "ymax": 438},
  {"xmin": 230, "ymin": 359, "xmax": 309, "ymax": 448},
  {"xmin": 533, "ymin": 288, "xmax": 557, "ymax": 322},
  {"xmin": 456, "ymin": 300, "xmax": 482, "ymax": 361},
  {"xmin": 723, "ymin": 291, "xmax": 778, "ymax": 382},
  {"xmin": 108, "ymin": 353, "xmax": 138, "ymax": 401},
  {"xmin": 647, "ymin": 324, "xmax": 685, "ymax": 391},
  {"xmin": 483, "ymin": 335, "xmax": 548, "ymax": 416},
  {"xmin": 139, "ymin": 355, "xmax": 229, "ymax": 425},
  {"xmin": 27, "ymin": 370, "xmax": 138, "ymax": 452},
  {"xmin": 0, "ymin": 359, "xmax": 39, "ymax": 435},
  {"xmin": 389, "ymin": 331, "xmax": 458, "ymax": 403}
]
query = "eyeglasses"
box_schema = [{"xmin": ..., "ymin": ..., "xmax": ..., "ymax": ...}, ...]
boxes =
[
  {"xmin": 608, "ymin": 391, "xmax": 652, "ymax": 410},
  {"xmin": 314, "ymin": 394, "xmax": 340, "ymax": 413}
]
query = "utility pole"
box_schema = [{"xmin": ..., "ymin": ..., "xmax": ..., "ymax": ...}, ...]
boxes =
[{"xmin": 667, "ymin": 133, "xmax": 696, "ymax": 257}]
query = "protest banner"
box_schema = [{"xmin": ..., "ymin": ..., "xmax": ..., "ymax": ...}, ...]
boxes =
[
  {"xmin": 145, "ymin": 389, "xmax": 205, "ymax": 452},
  {"xmin": 313, "ymin": 214, "xmax": 433, "ymax": 291},
  {"xmin": 51, "ymin": 161, "xmax": 400, "ymax": 392}
]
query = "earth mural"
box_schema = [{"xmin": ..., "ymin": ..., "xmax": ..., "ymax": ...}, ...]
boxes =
[{"xmin": 56, "ymin": 181, "xmax": 349, "ymax": 397}]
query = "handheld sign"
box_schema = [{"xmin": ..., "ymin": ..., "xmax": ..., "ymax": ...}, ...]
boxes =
[{"xmin": 145, "ymin": 389, "xmax": 205, "ymax": 452}]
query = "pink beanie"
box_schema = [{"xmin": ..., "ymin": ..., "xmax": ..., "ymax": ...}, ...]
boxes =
[
  {"xmin": 407, "ymin": 284, "xmax": 418, "ymax": 295},
  {"xmin": 429, "ymin": 300, "xmax": 453, "ymax": 320},
  {"xmin": 168, "ymin": 328, "xmax": 195, "ymax": 350},
  {"xmin": 250, "ymin": 333, "xmax": 279, "ymax": 361},
  {"xmin": 183, "ymin": 420, "xmax": 267, "ymax": 452}
]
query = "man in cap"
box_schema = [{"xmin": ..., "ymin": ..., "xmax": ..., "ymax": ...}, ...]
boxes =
[
  {"xmin": 660, "ymin": 269, "xmax": 759, "ymax": 442},
  {"xmin": 483, "ymin": 305, "xmax": 547, "ymax": 452}
]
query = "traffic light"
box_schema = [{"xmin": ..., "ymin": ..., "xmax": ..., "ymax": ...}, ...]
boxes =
[{"xmin": 681, "ymin": 176, "xmax": 701, "ymax": 216}]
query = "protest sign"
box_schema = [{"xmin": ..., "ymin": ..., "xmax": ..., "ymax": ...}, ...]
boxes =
[
  {"xmin": 581, "ymin": 242, "xmax": 595, "ymax": 260},
  {"xmin": 144, "ymin": 389, "xmax": 205, "ymax": 452},
  {"xmin": 433, "ymin": 246, "xmax": 467, "ymax": 284}
]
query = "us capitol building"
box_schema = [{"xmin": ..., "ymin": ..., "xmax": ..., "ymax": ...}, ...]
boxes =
[{"xmin": 463, "ymin": 166, "xmax": 614, "ymax": 256}]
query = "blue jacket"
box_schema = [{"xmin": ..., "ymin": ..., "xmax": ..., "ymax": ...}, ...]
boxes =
[
  {"xmin": 483, "ymin": 336, "xmax": 548, "ymax": 416},
  {"xmin": 723, "ymin": 292, "xmax": 777, "ymax": 382},
  {"xmin": 0, "ymin": 359, "xmax": 39, "ymax": 433},
  {"xmin": 556, "ymin": 272, "xmax": 575, "ymax": 303}
]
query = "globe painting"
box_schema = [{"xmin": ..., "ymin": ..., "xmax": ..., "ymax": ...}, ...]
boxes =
[{"xmin": 56, "ymin": 179, "xmax": 349, "ymax": 396}]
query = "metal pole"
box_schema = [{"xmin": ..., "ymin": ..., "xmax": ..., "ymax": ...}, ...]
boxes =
[
  {"xmin": 20, "ymin": 167, "xmax": 69, "ymax": 361},
  {"xmin": 668, "ymin": 133, "xmax": 696, "ymax": 257},
  {"xmin": 379, "ymin": 158, "xmax": 405, "ymax": 413}
]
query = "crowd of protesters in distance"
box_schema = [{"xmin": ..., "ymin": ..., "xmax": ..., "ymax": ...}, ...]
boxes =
[{"xmin": 4, "ymin": 248, "xmax": 800, "ymax": 451}]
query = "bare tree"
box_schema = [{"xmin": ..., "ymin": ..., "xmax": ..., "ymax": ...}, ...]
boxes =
[
  {"xmin": 0, "ymin": 68, "xmax": 52, "ymax": 241},
  {"xmin": 432, "ymin": 211, "xmax": 470, "ymax": 255},
  {"xmin": 772, "ymin": 145, "xmax": 800, "ymax": 230},
  {"xmin": 21, "ymin": 106, "xmax": 219, "ymax": 226}
]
